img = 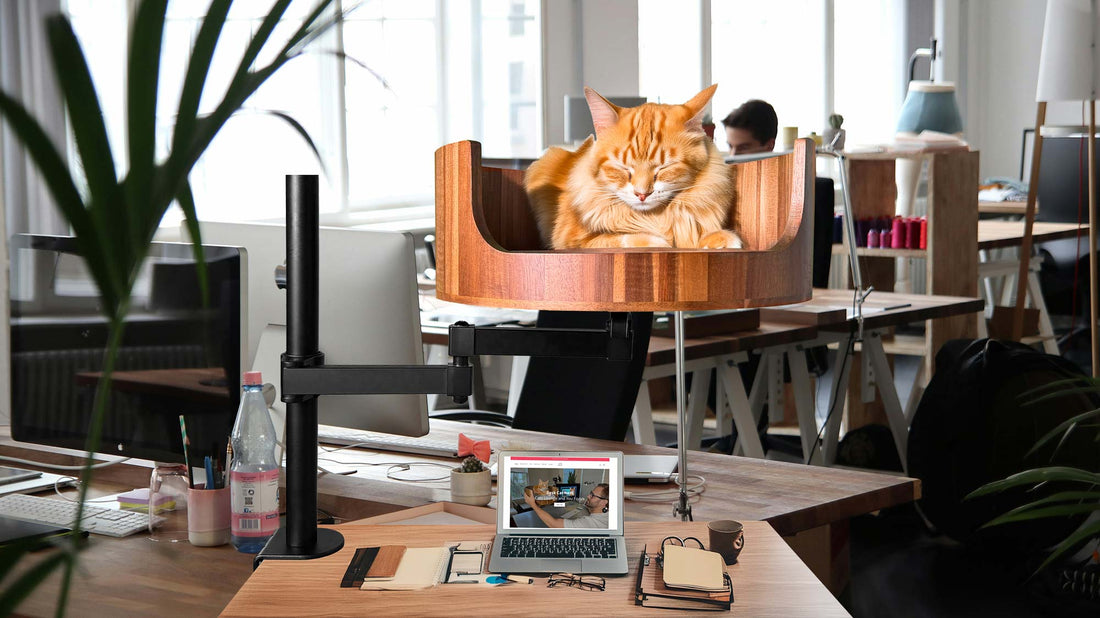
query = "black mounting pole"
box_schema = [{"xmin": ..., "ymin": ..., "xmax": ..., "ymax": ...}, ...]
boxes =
[
  {"xmin": 256, "ymin": 175, "xmax": 636, "ymax": 567},
  {"xmin": 255, "ymin": 175, "xmax": 344, "ymax": 566}
]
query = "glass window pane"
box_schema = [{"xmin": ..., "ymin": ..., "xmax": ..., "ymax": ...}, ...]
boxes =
[
  {"xmin": 711, "ymin": 0, "xmax": 826, "ymax": 151},
  {"xmin": 834, "ymin": 1, "xmax": 906, "ymax": 145}
]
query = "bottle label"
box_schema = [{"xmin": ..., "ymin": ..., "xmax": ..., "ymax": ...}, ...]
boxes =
[{"xmin": 230, "ymin": 469, "xmax": 280, "ymax": 537}]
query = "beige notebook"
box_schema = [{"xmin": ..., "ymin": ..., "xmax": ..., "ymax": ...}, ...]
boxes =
[
  {"xmin": 360, "ymin": 547, "xmax": 451, "ymax": 591},
  {"xmin": 661, "ymin": 545, "xmax": 728, "ymax": 593}
]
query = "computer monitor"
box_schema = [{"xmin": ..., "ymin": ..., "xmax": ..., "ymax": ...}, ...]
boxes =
[
  {"xmin": 8, "ymin": 234, "xmax": 246, "ymax": 463},
  {"xmin": 199, "ymin": 222, "xmax": 428, "ymax": 440},
  {"xmin": 564, "ymin": 95, "xmax": 647, "ymax": 144}
]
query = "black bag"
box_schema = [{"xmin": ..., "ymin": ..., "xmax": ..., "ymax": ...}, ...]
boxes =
[{"xmin": 908, "ymin": 338, "xmax": 1100, "ymax": 549}]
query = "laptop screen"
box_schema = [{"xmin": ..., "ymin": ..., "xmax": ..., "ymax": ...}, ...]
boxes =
[{"xmin": 499, "ymin": 453, "xmax": 621, "ymax": 533}]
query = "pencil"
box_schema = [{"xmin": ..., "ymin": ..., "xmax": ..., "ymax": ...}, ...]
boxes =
[{"xmin": 179, "ymin": 415, "xmax": 194, "ymax": 489}]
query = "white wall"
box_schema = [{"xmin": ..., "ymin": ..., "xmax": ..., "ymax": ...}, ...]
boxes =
[
  {"xmin": 953, "ymin": 0, "xmax": 1086, "ymax": 179},
  {"xmin": 541, "ymin": 0, "xmax": 640, "ymax": 148}
]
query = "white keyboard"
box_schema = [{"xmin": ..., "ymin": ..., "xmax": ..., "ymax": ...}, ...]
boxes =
[
  {"xmin": 0, "ymin": 493, "xmax": 163, "ymax": 538},
  {"xmin": 317, "ymin": 426, "xmax": 459, "ymax": 458}
]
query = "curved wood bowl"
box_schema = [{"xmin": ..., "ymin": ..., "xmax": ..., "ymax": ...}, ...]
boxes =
[
  {"xmin": 434, "ymin": 139, "xmax": 814, "ymax": 311},
  {"xmin": 524, "ymin": 486, "xmax": 556, "ymax": 507}
]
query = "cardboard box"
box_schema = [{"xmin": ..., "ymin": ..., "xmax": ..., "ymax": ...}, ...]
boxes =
[{"xmin": 350, "ymin": 502, "xmax": 496, "ymax": 526}]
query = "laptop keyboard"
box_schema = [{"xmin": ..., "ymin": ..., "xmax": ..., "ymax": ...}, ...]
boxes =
[{"xmin": 501, "ymin": 536, "xmax": 617, "ymax": 559}]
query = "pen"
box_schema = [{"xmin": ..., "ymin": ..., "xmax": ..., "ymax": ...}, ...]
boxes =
[
  {"xmin": 179, "ymin": 415, "xmax": 194, "ymax": 489},
  {"xmin": 204, "ymin": 455, "xmax": 214, "ymax": 490},
  {"xmin": 505, "ymin": 575, "xmax": 533, "ymax": 584}
]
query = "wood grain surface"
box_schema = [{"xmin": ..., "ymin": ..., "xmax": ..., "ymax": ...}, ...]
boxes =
[
  {"xmin": 434, "ymin": 139, "xmax": 815, "ymax": 311},
  {"xmin": 222, "ymin": 521, "xmax": 849, "ymax": 617}
]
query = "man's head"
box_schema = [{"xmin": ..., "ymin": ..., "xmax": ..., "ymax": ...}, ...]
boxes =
[
  {"xmin": 722, "ymin": 99, "xmax": 777, "ymax": 155},
  {"xmin": 585, "ymin": 483, "xmax": 610, "ymax": 513}
]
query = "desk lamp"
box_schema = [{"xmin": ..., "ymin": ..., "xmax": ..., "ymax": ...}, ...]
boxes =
[
  {"xmin": 1016, "ymin": 0, "xmax": 1100, "ymax": 376},
  {"xmin": 895, "ymin": 38, "xmax": 964, "ymax": 294}
]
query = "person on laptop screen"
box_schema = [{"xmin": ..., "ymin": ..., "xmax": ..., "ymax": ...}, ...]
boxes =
[{"xmin": 523, "ymin": 484, "xmax": 610, "ymax": 529}]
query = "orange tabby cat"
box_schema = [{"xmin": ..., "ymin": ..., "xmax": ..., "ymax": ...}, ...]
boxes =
[{"xmin": 525, "ymin": 85, "xmax": 741, "ymax": 250}]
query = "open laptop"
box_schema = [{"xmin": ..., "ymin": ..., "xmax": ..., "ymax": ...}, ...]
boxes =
[{"xmin": 489, "ymin": 451, "xmax": 628, "ymax": 575}]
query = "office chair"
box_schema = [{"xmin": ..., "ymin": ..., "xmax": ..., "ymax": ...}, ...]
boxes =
[{"xmin": 430, "ymin": 310, "xmax": 653, "ymax": 441}]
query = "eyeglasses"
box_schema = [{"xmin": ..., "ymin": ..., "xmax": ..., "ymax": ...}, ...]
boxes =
[
  {"xmin": 547, "ymin": 573, "xmax": 606, "ymax": 591},
  {"xmin": 587, "ymin": 491, "xmax": 608, "ymax": 501}
]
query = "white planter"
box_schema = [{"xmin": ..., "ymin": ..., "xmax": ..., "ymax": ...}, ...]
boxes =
[{"xmin": 450, "ymin": 470, "xmax": 492, "ymax": 506}]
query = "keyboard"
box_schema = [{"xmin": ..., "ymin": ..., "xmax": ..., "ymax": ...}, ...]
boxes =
[
  {"xmin": 0, "ymin": 493, "xmax": 163, "ymax": 538},
  {"xmin": 316, "ymin": 425, "xmax": 459, "ymax": 458},
  {"xmin": 500, "ymin": 536, "xmax": 617, "ymax": 559}
]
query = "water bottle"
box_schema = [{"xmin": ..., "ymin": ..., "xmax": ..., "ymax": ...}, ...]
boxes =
[{"xmin": 230, "ymin": 371, "xmax": 280, "ymax": 553}]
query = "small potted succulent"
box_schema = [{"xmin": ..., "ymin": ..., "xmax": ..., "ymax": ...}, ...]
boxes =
[
  {"xmin": 451, "ymin": 456, "xmax": 492, "ymax": 506},
  {"xmin": 824, "ymin": 113, "xmax": 845, "ymax": 150}
]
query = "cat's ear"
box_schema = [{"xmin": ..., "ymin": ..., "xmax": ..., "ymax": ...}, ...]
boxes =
[
  {"xmin": 584, "ymin": 87, "xmax": 621, "ymax": 138},
  {"xmin": 682, "ymin": 84, "xmax": 718, "ymax": 134}
]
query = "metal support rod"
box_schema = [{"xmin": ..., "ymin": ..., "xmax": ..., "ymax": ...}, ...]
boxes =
[
  {"xmin": 822, "ymin": 149, "xmax": 868, "ymax": 339},
  {"xmin": 673, "ymin": 310, "xmax": 692, "ymax": 521}
]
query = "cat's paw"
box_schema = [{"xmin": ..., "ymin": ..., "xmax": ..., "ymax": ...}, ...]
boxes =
[
  {"xmin": 699, "ymin": 230, "xmax": 744, "ymax": 249},
  {"xmin": 621, "ymin": 234, "xmax": 672, "ymax": 248}
]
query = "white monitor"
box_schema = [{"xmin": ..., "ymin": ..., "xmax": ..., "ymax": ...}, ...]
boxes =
[
  {"xmin": 564, "ymin": 95, "xmax": 647, "ymax": 144},
  {"xmin": 200, "ymin": 222, "xmax": 428, "ymax": 439}
]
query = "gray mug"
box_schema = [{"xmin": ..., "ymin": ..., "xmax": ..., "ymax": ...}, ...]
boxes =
[{"xmin": 707, "ymin": 520, "xmax": 745, "ymax": 565}]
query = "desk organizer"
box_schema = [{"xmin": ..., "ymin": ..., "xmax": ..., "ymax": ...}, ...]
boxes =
[{"xmin": 434, "ymin": 139, "xmax": 815, "ymax": 312}]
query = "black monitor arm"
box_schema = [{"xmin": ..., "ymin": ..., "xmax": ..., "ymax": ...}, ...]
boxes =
[{"xmin": 256, "ymin": 175, "xmax": 635, "ymax": 566}]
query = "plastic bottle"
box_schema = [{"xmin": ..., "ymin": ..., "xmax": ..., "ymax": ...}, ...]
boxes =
[{"xmin": 230, "ymin": 371, "xmax": 280, "ymax": 553}]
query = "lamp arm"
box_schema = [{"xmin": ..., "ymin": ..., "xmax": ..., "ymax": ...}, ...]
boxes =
[{"xmin": 908, "ymin": 38, "xmax": 938, "ymax": 83}]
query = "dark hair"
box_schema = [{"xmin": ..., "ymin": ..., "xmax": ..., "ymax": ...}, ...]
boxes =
[
  {"xmin": 593, "ymin": 483, "xmax": 610, "ymax": 499},
  {"xmin": 721, "ymin": 99, "xmax": 778, "ymax": 144}
]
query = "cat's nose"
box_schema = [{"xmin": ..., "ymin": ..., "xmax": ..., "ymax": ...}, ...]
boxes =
[{"xmin": 634, "ymin": 191, "xmax": 650, "ymax": 202}]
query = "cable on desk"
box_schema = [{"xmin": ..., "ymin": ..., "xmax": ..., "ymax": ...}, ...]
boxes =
[
  {"xmin": 624, "ymin": 474, "xmax": 707, "ymax": 502},
  {"xmin": 804, "ymin": 329, "xmax": 856, "ymax": 465},
  {"xmin": 316, "ymin": 452, "xmax": 455, "ymax": 483}
]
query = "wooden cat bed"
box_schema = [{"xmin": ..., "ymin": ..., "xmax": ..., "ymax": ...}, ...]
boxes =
[{"xmin": 433, "ymin": 139, "xmax": 814, "ymax": 311}]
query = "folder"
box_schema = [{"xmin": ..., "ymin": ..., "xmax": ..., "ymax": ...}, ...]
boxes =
[{"xmin": 635, "ymin": 546, "xmax": 733, "ymax": 611}]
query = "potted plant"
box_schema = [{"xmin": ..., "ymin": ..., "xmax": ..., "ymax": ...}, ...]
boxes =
[
  {"xmin": 823, "ymin": 113, "xmax": 845, "ymax": 150},
  {"xmin": 0, "ymin": 0, "xmax": 346, "ymax": 613},
  {"xmin": 451, "ymin": 456, "xmax": 492, "ymax": 506}
]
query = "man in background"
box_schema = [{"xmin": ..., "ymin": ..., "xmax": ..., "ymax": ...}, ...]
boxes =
[{"xmin": 722, "ymin": 99, "xmax": 777, "ymax": 155}]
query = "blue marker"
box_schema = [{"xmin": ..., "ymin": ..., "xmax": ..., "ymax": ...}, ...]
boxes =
[{"xmin": 204, "ymin": 455, "xmax": 215, "ymax": 489}]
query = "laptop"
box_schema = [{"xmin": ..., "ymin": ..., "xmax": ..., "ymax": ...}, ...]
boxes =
[
  {"xmin": 624, "ymin": 454, "xmax": 678, "ymax": 483},
  {"xmin": 489, "ymin": 451, "xmax": 628, "ymax": 575}
]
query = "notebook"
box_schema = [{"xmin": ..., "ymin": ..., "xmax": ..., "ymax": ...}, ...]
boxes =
[
  {"xmin": 488, "ymin": 451, "xmax": 628, "ymax": 575},
  {"xmin": 624, "ymin": 455, "xmax": 678, "ymax": 482},
  {"xmin": 359, "ymin": 546, "xmax": 451, "ymax": 591}
]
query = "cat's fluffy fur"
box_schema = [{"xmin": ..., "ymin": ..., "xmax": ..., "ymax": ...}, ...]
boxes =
[{"xmin": 525, "ymin": 85, "xmax": 741, "ymax": 250}]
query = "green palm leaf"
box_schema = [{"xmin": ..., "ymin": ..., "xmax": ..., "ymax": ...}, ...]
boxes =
[
  {"xmin": 171, "ymin": 0, "xmax": 233, "ymax": 157},
  {"xmin": 1025, "ymin": 407, "xmax": 1100, "ymax": 458},
  {"xmin": 1033, "ymin": 519, "xmax": 1100, "ymax": 575},
  {"xmin": 259, "ymin": 109, "xmax": 327, "ymax": 176},
  {"xmin": 175, "ymin": 180, "xmax": 208, "ymax": 307},
  {"xmin": 0, "ymin": 551, "xmax": 69, "ymax": 617},
  {"xmin": 966, "ymin": 466, "xmax": 1100, "ymax": 499},
  {"xmin": 983, "ymin": 502, "xmax": 1100, "ymax": 528}
]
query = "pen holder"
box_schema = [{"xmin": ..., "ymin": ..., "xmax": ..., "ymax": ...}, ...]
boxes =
[{"xmin": 187, "ymin": 485, "xmax": 231, "ymax": 547}]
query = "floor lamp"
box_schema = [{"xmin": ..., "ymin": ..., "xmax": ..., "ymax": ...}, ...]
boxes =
[{"xmin": 1017, "ymin": 0, "xmax": 1099, "ymax": 377}]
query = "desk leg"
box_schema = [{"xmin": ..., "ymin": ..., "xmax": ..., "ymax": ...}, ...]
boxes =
[
  {"xmin": 823, "ymin": 342, "xmax": 853, "ymax": 466},
  {"xmin": 631, "ymin": 380, "xmax": 658, "ymax": 446},
  {"xmin": 687, "ymin": 366, "xmax": 712, "ymax": 450},
  {"xmin": 506, "ymin": 356, "xmax": 529, "ymax": 418},
  {"xmin": 784, "ymin": 521, "xmax": 851, "ymax": 597},
  {"xmin": 1028, "ymin": 269, "xmax": 1059, "ymax": 355},
  {"xmin": 863, "ymin": 332, "xmax": 909, "ymax": 474},
  {"xmin": 787, "ymin": 345, "xmax": 817, "ymax": 462},
  {"xmin": 716, "ymin": 353, "xmax": 765, "ymax": 458}
]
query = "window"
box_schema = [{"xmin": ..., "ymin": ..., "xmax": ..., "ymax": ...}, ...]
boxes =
[
  {"xmin": 64, "ymin": 0, "xmax": 542, "ymax": 226},
  {"xmin": 640, "ymin": 1, "xmax": 906, "ymax": 151}
]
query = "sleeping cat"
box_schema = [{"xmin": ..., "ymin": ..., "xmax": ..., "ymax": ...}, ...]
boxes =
[{"xmin": 525, "ymin": 85, "xmax": 741, "ymax": 250}]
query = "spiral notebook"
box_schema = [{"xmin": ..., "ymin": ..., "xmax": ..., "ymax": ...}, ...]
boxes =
[{"xmin": 359, "ymin": 546, "xmax": 451, "ymax": 591}]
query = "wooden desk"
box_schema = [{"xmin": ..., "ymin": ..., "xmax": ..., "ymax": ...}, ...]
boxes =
[
  {"xmin": 978, "ymin": 200, "xmax": 1027, "ymax": 216},
  {"xmin": 222, "ymin": 521, "xmax": 848, "ymax": 617},
  {"xmin": 977, "ymin": 220, "xmax": 1086, "ymax": 250}
]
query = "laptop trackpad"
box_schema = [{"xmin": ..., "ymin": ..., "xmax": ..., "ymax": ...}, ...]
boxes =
[{"xmin": 551, "ymin": 559, "xmax": 582, "ymax": 573}]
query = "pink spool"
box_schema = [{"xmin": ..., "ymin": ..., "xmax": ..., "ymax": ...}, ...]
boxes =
[
  {"xmin": 867, "ymin": 229, "xmax": 880, "ymax": 248},
  {"xmin": 880, "ymin": 230, "xmax": 892, "ymax": 248},
  {"xmin": 890, "ymin": 217, "xmax": 906, "ymax": 249},
  {"xmin": 919, "ymin": 217, "xmax": 928, "ymax": 249},
  {"xmin": 906, "ymin": 218, "xmax": 922, "ymax": 249}
]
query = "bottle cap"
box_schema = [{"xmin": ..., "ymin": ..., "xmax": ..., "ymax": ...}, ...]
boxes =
[{"xmin": 243, "ymin": 371, "xmax": 262, "ymax": 386}]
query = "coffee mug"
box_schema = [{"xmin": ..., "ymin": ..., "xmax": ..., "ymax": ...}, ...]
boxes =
[
  {"xmin": 707, "ymin": 520, "xmax": 745, "ymax": 565},
  {"xmin": 780, "ymin": 126, "xmax": 798, "ymax": 151}
]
